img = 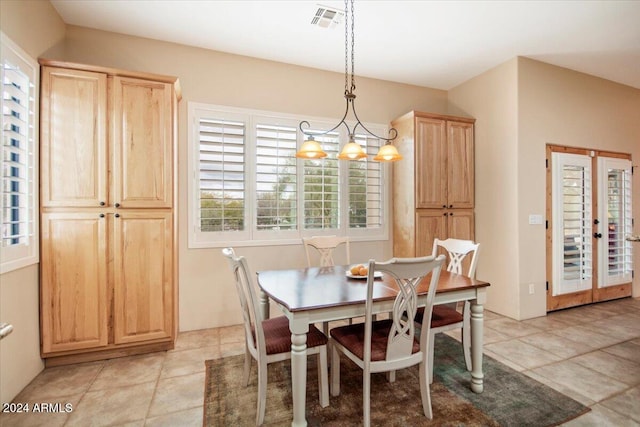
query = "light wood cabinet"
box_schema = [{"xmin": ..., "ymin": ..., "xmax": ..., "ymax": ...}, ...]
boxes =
[
  {"xmin": 392, "ymin": 111, "xmax": 475, "ymax": 258},
  {"xmin": 39, "ymin": 61, "xmax": 180, "ymax": 366}
]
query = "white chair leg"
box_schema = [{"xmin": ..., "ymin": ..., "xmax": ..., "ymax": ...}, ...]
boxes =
[
  {"xmin": 418, "ymin": 360, "xmax": 433, "ymax": 419},
  {"xmin": 330, "ymin": 345, "xmax": 341, "ymax": 396},
  {"xmin": 256, "ymin": 363, "xmax": 268, "ymax": 426},
  {"xmin": 317, "ymin": 347, "xmax": 329, "ymax": 407},
  {"xmin": 462, "ymin": 303, "xmax": 472, "ymax": 371},
  {"xmin": 386, "ymin": 370, "xmax": 396, "ymax": 383},
  {"xmin": 243, "ymin": 347, "xmax": 252, "ymax": 387},
  {"xmin": 428, "ymin": 330, "xmax": 436, "ymax": 384},
  {"xmin": 363, "ymin": 373, "xmax": 371, "ymax": 427}
]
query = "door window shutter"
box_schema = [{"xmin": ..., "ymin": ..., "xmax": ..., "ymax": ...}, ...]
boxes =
[
  {"xmin": 551, "ymin": 152, "xmax": 593, "ymax": 295},
  {"xmin": 597, "ymin": 157, "xmax": 633, "ymax": 287}
]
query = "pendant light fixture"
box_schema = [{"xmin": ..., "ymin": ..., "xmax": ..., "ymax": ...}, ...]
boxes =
[{"xmin": 296, "ymin": 0, "xmax": 401, "ymax": 162}]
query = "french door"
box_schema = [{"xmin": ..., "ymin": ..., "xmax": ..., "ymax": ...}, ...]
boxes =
[{"xmin": 546, "ymin": 145, "xmax": 633, "ymax": 311}]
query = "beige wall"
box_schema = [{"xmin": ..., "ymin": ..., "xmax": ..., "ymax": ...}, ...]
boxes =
[
  {"xmin": 448, "ymin": 58, "xmax": 522, "ymax": 319},
  {"xmin": 517, "ymin": 57, "xmax": 640, "ymax": 309},
  {"xmin": 0, "ymin": 0, "xmax": 65, "ymax": 405},
  {"xmin": 44, "ymin": 25, "xmax": 448, "ymax": 331},
  {"xmin": 449, "ymin": 56, "xmax": 640, "ymax": 320}
]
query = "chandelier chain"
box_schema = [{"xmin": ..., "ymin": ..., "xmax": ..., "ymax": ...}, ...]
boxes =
[
  {"xmin": 344, "ymin": 0, "xmax": 348, "ymax": 94},
  {"xmin": 350, "ymin": 0, "xmax": 355, "ymax": 93}
]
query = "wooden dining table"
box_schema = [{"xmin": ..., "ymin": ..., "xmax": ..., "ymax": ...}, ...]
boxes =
[{"xmin": 256, "ymin": 265, "xmax": 490, "ymax": 427}]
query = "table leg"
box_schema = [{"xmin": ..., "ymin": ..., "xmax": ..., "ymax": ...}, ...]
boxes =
[
  {"xmin": 291, "ymin": 324, "xmax": 309, "ymax": 427},
  {"xmin": 470, "ymin": 300, "xmax": 484, "ymax": 393},
  {"xmin": 259, "ymin": 289, "xmax": 270, "ymax": 321}
]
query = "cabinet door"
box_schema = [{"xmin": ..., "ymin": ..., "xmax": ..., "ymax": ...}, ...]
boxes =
[
  {"xmin": 416, "ymin": 118, "xmax": 447, "ymax": 208},
  {"xmin": 40, "ymin": 67, "xmax": 108, "ymax": 207},
  {"xmin": 113, "ymin": 211, "xmax": 173, "ymax": 344},
  {"xmin": 447, "ymin": 121, "xmax": 474, "ymax": 208},
  {"xmin": 416, "ymin": 210, "xmax": 447, "ymax": 257},
  {"xmin": 112, "ymin": 77, "xmax": 173, "ymax": 208},
  {"xmin": 41, "ymin": 213, "xmax": 109, "ymax": 353},
  {"xmin": 447, "ymin": 210, "xmax": 476, "ymax": 274}
]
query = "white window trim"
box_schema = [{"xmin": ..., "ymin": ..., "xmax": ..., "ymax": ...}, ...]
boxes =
[
  {"xmin": 0, "ymin": 32, "xmax": 39, "ymax": 274},
  {"xmin": 187, "ymin": 102, "xmax": 390, "ymax": 248}
]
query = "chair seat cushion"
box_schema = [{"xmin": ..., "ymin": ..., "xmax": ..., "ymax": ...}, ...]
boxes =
[
  {"xmin": 261, "ymin": 316, "xmax": 328, "ymax": 355},
  {"xmin": 415, "ymin": 305, "xmax": 464, "ymax": 328},
  {"xmin": 330, "ymin": 319, "xmax": 420, "ymax": 361}
]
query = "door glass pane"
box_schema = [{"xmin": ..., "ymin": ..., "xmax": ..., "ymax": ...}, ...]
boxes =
[
  {"xmin": 551, "ymin": 152, "xmax": 592, "ymax": 296},
  {"xmin": 599, "ymin": 158, "xmax": 633, "ymax": 286},
  {"xmin": 561, "ymin": 165, "xmax": 592, "ymax": 283}
]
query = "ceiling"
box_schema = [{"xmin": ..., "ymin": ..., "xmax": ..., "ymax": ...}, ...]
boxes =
[{"xmin": 50, "ymin": 0, "xmax": 640, "ymax": 90}]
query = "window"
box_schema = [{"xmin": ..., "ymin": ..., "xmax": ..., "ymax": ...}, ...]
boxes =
[
  {"xmin": 1, "ymin": 33, "xmax": 39, "ymax": 273},
  {"xmin": 188, "ymin": 103, "xmax": 389, "ymax": 248}
]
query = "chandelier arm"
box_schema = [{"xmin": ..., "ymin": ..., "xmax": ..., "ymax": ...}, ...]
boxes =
[
  {"xmin": 299, "ymin": 97, "xmax": 353, "ymax": 137},
  {"xmin": 350, "ymin": 98, "xmax": 398, "ymax": 143}
]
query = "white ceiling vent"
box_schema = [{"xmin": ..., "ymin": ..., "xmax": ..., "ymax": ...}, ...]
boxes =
[{"xmin": 311, "ymin": 4, "xmax": 344, "ymax": 29}]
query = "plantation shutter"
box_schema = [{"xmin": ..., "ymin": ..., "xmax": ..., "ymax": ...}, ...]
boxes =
[
  {"xmin": 303, "ymin": 132, "xmax": 340, "ymax": 230},
  {"xmin": 597, "ymin": 157, "xmax": 633, "ymax": 287},
  {"xmin": 1, "ymin": 34, "xmax": 38, "ymax": 272},
  {"xmin": 551, "ymin": 152, "xmax": 593, "ymax": 296},
  {"xmin": 197, "ymin": 116, "xmax": 246, "ymax": 234},
  {"xmin": 349, "ymin": 133, "xmax": 382, "ymax": 229},
  {"xmin": 255, "ymin": 121, "xmax": 297, "ymax": 231}
]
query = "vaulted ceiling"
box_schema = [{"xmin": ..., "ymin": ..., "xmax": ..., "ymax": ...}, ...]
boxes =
[{"xmin": 50, "ymin": 0, "xmax": 640, "ymax": 90}]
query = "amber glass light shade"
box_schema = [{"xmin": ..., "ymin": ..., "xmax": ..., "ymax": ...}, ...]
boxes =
[
  {"xmin": 337, "ymin": 141, "xmax": 367, "ymax": 160},
  {"xmin": 373, "ymin": 144, "xmax": 403, "ymax": 162},
  {"xmin": 295, "ymin": 139, "xmax": 327, "ymax": 159}
]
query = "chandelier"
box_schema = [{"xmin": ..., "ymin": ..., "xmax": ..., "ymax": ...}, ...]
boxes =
[{"xmin": 296, "ymin": 0, "xmax": 402, "ymax": 162}]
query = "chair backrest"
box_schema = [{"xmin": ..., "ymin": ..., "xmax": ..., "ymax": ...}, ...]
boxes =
[
  {"xmin": 303, "ymin": 235, "xmax": 351, "ymax": 267},
  {"xmin": 222, "ymin": 247, "xmax": 266, "ymax": 358},
  {"xmin": 431, "ymin": 238, "xmax": 480, "ymax": 278},
  {"xmin": 364, "ymin": 255, "xmax": 445, "ymax": 362}
]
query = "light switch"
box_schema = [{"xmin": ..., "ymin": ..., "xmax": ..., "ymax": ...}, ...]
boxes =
[{"xmin": 529, "ymin": 214, "xmax": 543, "ymax": 225}]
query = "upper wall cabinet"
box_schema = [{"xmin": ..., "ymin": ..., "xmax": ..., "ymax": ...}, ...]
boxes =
[
  {"xmin": 112, "ymin": 76, "xmax": 174, "ymax": 208},
  {"xmin": 413, "ymin": 116, "xmax": 474, "ymax": 209},
  {"xmin": 40, "ymin": 67, "xmax": 108, "ymax": 207}
]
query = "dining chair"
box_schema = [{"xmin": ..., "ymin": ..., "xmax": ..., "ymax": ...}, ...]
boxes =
[
  {"xmin": 222, "ymin": 248, "xmax": 329, "ymax": 425},
  {"xmin": 303, "ymin": 235, "xmax": 351, "ymax": 268},
  {"xmin": 303, "ymin": 235, "xmax": 354, "ymax": 329},
  {"xmin": 329, "ymin": 255, "xmax": 445, "ymax": 427},
  {"xmin": 415, "ymin": 238, "xmax": 480, "ymax": 383}
]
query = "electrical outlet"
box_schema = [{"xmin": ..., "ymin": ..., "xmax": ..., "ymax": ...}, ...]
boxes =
[{"xmin": 529, "ymin": 283, "xmax": 535, "ymax": 294}]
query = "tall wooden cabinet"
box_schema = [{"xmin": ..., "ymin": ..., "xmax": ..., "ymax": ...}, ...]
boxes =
[
  {"xmin": 392, "ymin": 111, "xmax": 475, "ymax": 262},
  {"xmin": 39, "ymin": 60, "xmax": 180, "ymax": 366}
]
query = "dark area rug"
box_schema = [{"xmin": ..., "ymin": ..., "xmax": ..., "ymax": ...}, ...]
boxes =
[{"xmin": 203, "ymin": 334, "xmax": 589, "ymax": 426}]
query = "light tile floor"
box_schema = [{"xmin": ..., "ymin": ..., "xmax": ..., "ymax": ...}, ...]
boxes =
[{"xmin": 1, "ymin": 297, "xmax": 638, "ymax": 426}]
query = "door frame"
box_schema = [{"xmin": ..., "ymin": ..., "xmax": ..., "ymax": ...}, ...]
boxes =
[{"xmin": 546, "ymin": 144, "xmax": 632, "ymax": 311}]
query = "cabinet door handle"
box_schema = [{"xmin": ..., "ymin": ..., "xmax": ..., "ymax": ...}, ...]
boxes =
[
  {"xmin": 449, "ymin": 212, "xmax": 454, "ymax": 216},
  {"xmin": 442, "ymin": 205, "xmax": 447, "ymax": 208},
  {"xmin": 115, "ymin": 213, "xmax": 120, "ymax": 218},
  {"xmin": 99, "ymin": 201, "xmax": 105, "ymax": 206},
  {"xmin": 594, "ymin": 219, "xmax": 600, "ymax": 224},
  {"xmin": 449, "ymin": 204, "xmax": 453, "ymax": 208},
  {"xmin": 99, "ymin": 213, "xmax": 105, "ymax": 218},
  {"xmin": 115, "ymin": 203, "xmax": 121, "ymax": 208},
  {"xmin": 443, "ymin": 212, "xmax": 447, "ymax": 216},
  {"xmin": 593, "ymin": 232, "xmax": 602, "ymax": 238}
]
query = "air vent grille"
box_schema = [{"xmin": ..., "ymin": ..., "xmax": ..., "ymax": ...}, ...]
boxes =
[{"xmin": 311, "ymin": 5, "xmax": 344, "ymax": 28}]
